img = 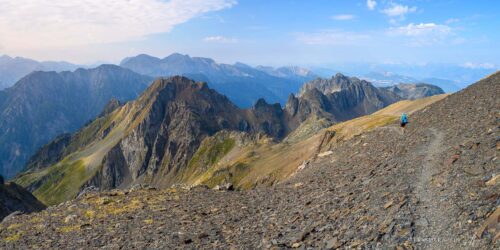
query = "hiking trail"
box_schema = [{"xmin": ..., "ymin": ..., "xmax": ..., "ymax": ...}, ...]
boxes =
[{"xmin": 414, "ymin": 128, "xmax": 460, "ymax": 249}]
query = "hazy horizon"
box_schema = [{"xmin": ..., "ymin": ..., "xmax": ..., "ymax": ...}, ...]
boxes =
[{"xmin": 0, "ymin": 0, "xmax": 498, "ymax": 68}]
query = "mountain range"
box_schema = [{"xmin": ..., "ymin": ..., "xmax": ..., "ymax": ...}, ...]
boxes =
[
  {"xmin": 0, "ymin": 65, "xmax": 152, "ymax": 178},
  {"xmin": 0, "ymin": 54, "xmax": 447, "ymax": 181},
  {"xmin": 2, "ymin": 69, "xmax": 497, "ymax": 248},
  {"xmin": 314, "ymin": 62, "xmax": 497, "ymax": 90},
  {"xmin": 16, "ymin": 73, "xmax": 406, "ymax": 205},
  {"xmin": 362, "ymin": 71, "xmax": 460, "ymax": 93},
  {"xmin": 0, "ymin": 55, "xmax": 80, "ymax": 90},
  {"xmin": 120, "ymin": 53, "xmax": 317, "ymax": 107}
]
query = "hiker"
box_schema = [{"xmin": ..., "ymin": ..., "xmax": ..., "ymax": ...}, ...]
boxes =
[{"xmin": 400, "ymin": 112, "xmax": 408, "ymax": 133}]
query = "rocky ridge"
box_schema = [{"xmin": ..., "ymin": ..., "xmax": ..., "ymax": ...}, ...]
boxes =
[
  {"xmin": 286, "ymin": 73, "xmax": 401, "ymax": 138},
  {"xmin": 18, "ymin": 74, "xmax": 406, "ymax": 205}
]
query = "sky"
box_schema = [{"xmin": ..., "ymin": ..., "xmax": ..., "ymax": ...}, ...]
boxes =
[{"xmin": 0, "ymin": 0, "xmax": 498, "ymax": 69}]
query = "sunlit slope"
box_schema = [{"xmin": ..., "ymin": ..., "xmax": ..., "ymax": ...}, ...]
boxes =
[
  {"xmin": 15, "ymin": 81, "xmax": 162, "ymax": 205},
  {"xmin": 187, "ymin": 94, "xmax": 448, "ymax": 189},
  {"xmin": 15, "ymin": 76, "xmax": 291, "ymax": 205}
]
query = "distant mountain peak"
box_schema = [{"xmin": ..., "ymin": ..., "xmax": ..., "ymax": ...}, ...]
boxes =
[
  {"xmin": 383, "ymin": 83, "xmax": 445, "ymax": 100},
  {"xmin": 0, "ymin": 55, "xmax": 81, "ymax": 90},
  {"xmin": 0, "ymin": 55, "xmax": 13, "ymax": 60},
  {"xmin": 334, "ymin": 72, "xmax": 347, "ymax": 78},
  {"xmin": 164, "ymin": 53, "xmax": 191, "ymax": 61},
  {"xmin": 300, "ymin": 73, "xmax": 366, "ymax": 96},
  {"xmin": 234, "ymin": 62, "xmax": 252, "ymax": 68}
]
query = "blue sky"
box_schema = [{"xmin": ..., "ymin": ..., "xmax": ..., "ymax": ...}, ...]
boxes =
[{"xmin": 0, "ymin": 0, "xmax": 498, "ymax": 69}]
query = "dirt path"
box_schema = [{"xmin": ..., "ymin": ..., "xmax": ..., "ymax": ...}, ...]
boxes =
[
  {"xmin": 414, "ymin": 128, "xmax": 459, "ymax": 249},
  {"xmin": 375, "ymin": 125, "xmax": 404, "ymax": 136}
]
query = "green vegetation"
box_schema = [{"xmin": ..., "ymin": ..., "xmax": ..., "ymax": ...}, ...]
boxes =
[
  {"xmin": 202, "ymin": 162, "xmax": 251, "ymax": 188},
  {"xmin": 182, "ymin": 136, "xmax": 236, "ymax": 182},
  {"xmin": 17, "ymin": 158, "xmax": 97, "ymax": 206},
  {"xmin": 285, "ymin": 116, "xmax": 333, "ymax": 143},
  {"xmin": 64, "ymin": 114, "xmax": 116, "ymax": 154}
]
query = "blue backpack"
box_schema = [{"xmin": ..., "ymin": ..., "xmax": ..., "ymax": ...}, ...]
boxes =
[{"xmin": 401, "ymin": 113, "xmax": 408, "ymax": 123}]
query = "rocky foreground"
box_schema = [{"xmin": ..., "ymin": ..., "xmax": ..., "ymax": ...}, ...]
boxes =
[{"xmin": 1, "ymin": 72, "xmax": 499, "ymax": 249}]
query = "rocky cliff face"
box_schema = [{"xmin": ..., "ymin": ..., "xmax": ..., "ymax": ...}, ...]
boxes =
[
  {"xmin": 296, "ymin": 74, "xmax": 400, "ymax": 119},
  {"xmin": 18, "ymin": 76, "xmax": 292, "ymax": 204},
  {"xmin": 0, "ymin": 65, "xmax": 152, "ymax": 178},
  {"xmin": 285, "ymin": 73, "xmax": 401, "ymax": 136},
  {"xmin": 383, "ymin": 83, "xmax": 445, "ymax": 100}
]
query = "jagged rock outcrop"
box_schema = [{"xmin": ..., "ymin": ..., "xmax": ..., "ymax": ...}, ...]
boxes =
[
  {"xmin": 285, "ymin": 73, "xmax": 401, "ymax": 136},
  {"xmin": 98, "ymin": 98, "xmax": 122, "ymax": 118},
  {"xmin": 295, "ymin": 73, "xmax": 400, "ymax": 120},
  {"xmin": 0, "ymin": 181, "xmax": 45, "ymax": 220},
  {"xmin": 383, "ymin": 83, "xmax": 445, "ymax": 100}
]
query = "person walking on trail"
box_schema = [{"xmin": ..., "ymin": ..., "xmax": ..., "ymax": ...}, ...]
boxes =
[{"xmin": 400, "ymin": 112, "xmax": 408, "ymax": 133}]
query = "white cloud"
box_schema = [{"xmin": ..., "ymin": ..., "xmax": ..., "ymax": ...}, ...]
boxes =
[
  {"xmin": 331, "ymin": 14, "xmax": 355, "ymax": 21},
  {"xmin": 0, "ymin": 0, "xmax": 236, "ymax": 51},
  {"xmin": 445, "ymin": 18, "xmax": 460, "ymax": 24},
  {"xmin": 389, "ymin": 23, "xmax": 451, "ymax": 37},
  {"xmin": 388, "ymin": 23, "xmax": 453, "ymax": 46},
  {"xmin": 367, "ymin": 0, "xmax": 377, "ymax": 10},
  {"xmin": 296, "ymin": 30, "xmax": 370, "ymax": 45},
  {"xmin": 462, "ymin": 62, "xmax": 496, "ymax": 69},
  {"xmin": 203, "ymin": 36, "xmax": 238, "ymax": 43},
  {"xmin": 381, "ymin": 4, "xmax": 417, "ymax": 17}
]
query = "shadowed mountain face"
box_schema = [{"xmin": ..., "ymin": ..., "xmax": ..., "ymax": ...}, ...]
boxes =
[
  {"xmin": 382, "ymin": 83, "xmax": 445, "ymax": 100},
  {"xmin": 18, "ymin": 74, "xmax": 404, "ymax": 205},
  {"xmin": 0, "ymin": 55, "xmax": 80, "ymax": 90},
  {"xmin": 0, "ymin": 179, "xmax": 46, "ymax": 220},
  {"xmin": 120, "ymin": 53, "xmax": 316, "ymax": 107},
  {"xmin": 0, "ymin": 65, "xmax": 153, "ymax": 178}
]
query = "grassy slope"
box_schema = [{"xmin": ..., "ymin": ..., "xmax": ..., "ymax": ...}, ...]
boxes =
[
  {"xmin": 14, "ymin": 84, "xmax": 161, "ymax": 205},
  {"xmin": 188, "ymin": 94, "xmax": 448, "ymax": 189}
]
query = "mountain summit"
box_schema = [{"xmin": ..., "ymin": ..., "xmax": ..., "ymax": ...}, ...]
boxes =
[
  {"xmin": 16, "ymin": 76, "xmax": 291, "ymax": 204},
  {"xmin": 0, "ymin": 55, "xmax": 80, "ymax": 90}
]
